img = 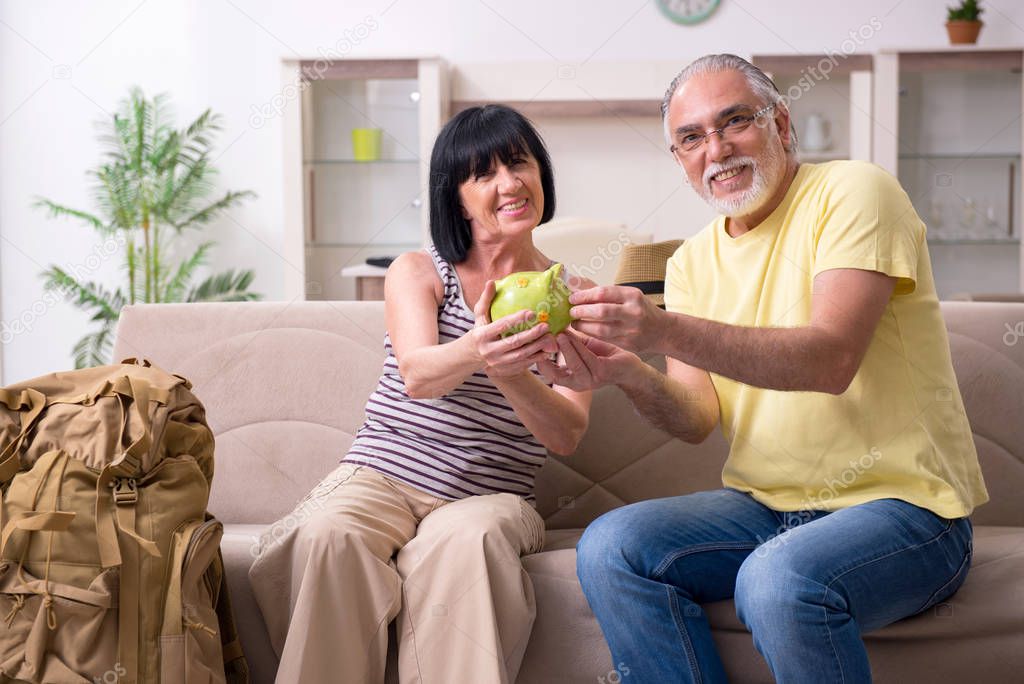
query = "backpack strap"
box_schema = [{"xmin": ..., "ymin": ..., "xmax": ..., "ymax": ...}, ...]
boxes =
[
  {"xmin": 110, "ymin": 375, "xmax": 164, "ymax": 684},
  {"xmin": 0, "ymin": 388, "xmax": 47, "ymax": 485},
  {"xmin": 119, "ymin": 356, "xmax": 193, "ymax": 390},
  {"xmin": 117, "ymin": 512, "xmax": 142, "ymax": 684},
  {"xmin": 0, "ymin": 449, "xmax": 76, "ymax": 633},
  {"xmin": 92, "ymin": 374, "xmax": 160, "ymax": 557},
  {"xmin": 0, "ymin": 510, "xmax": 76, "ymax": 556}
]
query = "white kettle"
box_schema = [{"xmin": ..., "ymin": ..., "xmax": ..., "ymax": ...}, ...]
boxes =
[{"xmin": 802, "ymin": 113, "xmax": 832, "ymax": 152}]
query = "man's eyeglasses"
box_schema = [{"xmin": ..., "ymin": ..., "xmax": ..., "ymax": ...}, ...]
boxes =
[{"xmin": 670, "ymin": 103, "xmax": 776, "ymax": 159}]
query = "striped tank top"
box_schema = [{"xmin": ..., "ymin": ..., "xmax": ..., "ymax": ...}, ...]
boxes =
[{"xmin": 342, "ymin": 244, "xmax": 552, "ymax": 503}]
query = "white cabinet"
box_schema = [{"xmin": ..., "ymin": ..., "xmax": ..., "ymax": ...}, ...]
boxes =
[
  {"xmin": 281, "ymin": 58, "xmax": 447, "ymax": 300},
  {"xmin": 752, "ymin": 54, "xmax": 874, "ymax": 163},
  {"xmin": 873, "ymin": 49, "xmax": 1024, "ymax": 297},
  {"xmin": 448, "ymin": 61, "xmax": 720, "ymax": 243},
  {"xmin": 274, "ymin": 53, "xmax": 1023, "ymax": 299}
]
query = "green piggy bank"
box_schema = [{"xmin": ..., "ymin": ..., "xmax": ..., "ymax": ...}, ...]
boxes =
[{"xmin": 489, "ymin": 263, "xmax": 573, "ymax": 336}]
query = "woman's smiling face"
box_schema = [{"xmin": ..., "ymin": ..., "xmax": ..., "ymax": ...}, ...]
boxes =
[{"xmin": 458, "ymin": 151, "xmax": 545, "ymax": 239}]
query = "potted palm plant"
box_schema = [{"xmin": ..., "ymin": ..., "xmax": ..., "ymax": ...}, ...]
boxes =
[
  {"xmin": 946, "ymin": 0, "xmax": 984, "ymax": 44},
  {"xmin": 36, "ymin": 87, "xmax": 260, "ymax": 368}
]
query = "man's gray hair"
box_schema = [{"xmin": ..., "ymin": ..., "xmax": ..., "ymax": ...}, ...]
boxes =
[{"xmin": 661, "ymin": 54, "xmax": 798, "ymax": 153}]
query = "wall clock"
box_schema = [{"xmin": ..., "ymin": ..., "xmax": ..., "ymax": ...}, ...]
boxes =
[{"xmin": 656, "ymin": 0, "xmax": 721, "ymax": 25}]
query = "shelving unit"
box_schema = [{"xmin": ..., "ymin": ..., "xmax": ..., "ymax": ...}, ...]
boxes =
[
  {"xmin": 752, "ymin": 54, "xmax": 873, "ymax": 163},
  {"xmin": 450, "ymin": 99, "xmax": 661, "ymax": 118},
  {"xmin": 448, "ymin": 61, "xmax": 720, "ymax": 243},
  {"xmin": 274, "ymin": 53, "xmax": 1024, "ymax": 300},
  {"xmin": 873, "ymin": 48, "xmax": 1024, "ymax": 296},
  {"xmin": 281, "ymin": 58, "xmax": 447, "ymax": 300}
]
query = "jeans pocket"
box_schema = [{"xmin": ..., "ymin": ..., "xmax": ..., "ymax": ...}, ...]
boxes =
[
  {"xmin": 914, "ymin": 528, "xmax": 973, "ymax": 615},
  {"xmin": 886, "ymin": 500, "xmax": 952, "ymax": 539}
]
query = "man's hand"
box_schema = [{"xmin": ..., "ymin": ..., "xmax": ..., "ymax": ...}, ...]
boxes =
[
  {"xmin": 536, "ymin": 328, "xmax": 640, "ymax": 391},
  {"xmin": 569, "ymin": 286, "xmax": 667, "ymax": 355}
]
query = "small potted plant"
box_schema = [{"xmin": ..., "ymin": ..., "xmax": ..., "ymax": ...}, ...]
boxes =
[{"xmin": 946, "ymin": 0, "xmax": 984, "ymax": 44}]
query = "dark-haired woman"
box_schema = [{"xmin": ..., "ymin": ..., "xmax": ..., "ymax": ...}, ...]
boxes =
[{"xmin": 250, "ymin": 105, "xmax": 592, "ymax": 684}]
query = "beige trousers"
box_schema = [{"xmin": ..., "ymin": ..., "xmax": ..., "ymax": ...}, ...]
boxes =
[{"xmin": 249, "ymin": 463, "xmax": 546, "ymax": 684}]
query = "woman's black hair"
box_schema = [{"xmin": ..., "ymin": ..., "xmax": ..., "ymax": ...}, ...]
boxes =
[{"xmin": 428, "ymin": 104, "xmax": 556, "ymax": 263}]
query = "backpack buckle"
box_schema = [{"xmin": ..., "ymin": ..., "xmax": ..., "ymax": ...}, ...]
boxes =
[{"xmin": 113, "ymin": 477, "xmax": 138, "ymax": 505}]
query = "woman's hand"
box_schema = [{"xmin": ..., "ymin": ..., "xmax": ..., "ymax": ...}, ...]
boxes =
[
  {"xmin": 473, "ymin": 281, "xmax": 593, "ymax": 456},
  {"xmin": 471, "ymin": 281, "xmax": 559, "ymax": 379}
]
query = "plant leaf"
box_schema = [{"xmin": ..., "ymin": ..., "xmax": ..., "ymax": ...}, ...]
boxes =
[
  {"xmin": 161, "ymin": 241, "xmax": 214, "ymax": 302},
  {"xmin": 41, "ymin": 267, "xmax": 124, "ymax": 321},
  {"xmin": 173, "ymin": 190, "xmax": 256, "ymax": 230},
  {"xmin": 31, "ymin": 198, "xmax": 108, "ymax": 232},
  {"xmin": 94, "ymin": 164, "xmax": 139, "ymax": 231},
  {"xmin": 71, "ymin": 323, "xmax": 115, "ymax": 369},
  {"xmin": 186, "ymin": 269, "xmax": 262, "ymax": 302}
]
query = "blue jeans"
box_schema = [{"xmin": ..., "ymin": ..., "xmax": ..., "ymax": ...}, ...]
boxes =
[{"xmin": 576, "ymin": 489, "xmax": 973, "ymax": 684}]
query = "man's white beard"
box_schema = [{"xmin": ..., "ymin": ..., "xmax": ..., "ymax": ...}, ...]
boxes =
[{"xmin": 696, "ymin": 140, "xmax": 784, "ymax": 218}]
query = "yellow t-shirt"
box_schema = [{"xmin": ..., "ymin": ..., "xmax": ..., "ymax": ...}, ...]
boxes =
[{"xmin": 665, "ymin": 160, "xmax": 988, "ymax": 519}]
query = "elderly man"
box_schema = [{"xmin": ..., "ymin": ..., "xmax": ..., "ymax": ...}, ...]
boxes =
[{"xmin": 538, "ymin": 54, "xmax": 988, "ymax": 683}]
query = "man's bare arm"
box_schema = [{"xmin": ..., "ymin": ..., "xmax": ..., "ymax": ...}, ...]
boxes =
[
  {"xmin": 617, "ymin": 357, "xmax": 720, "ymax": 444},
  {"xmin": 571, "ymin": 268, "xmax": 897, "ymax": 395},
  {"xmin": 659, "ymin": 269, "xmax": 896, "ymax": 394}
]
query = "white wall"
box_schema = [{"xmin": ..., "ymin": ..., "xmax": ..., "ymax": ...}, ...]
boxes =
[{"xmin": 3, "ymin": 0, "xmax": 1024, "ymax": 383}]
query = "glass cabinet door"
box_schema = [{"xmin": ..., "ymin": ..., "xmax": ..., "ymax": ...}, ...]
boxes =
[
  {"xmin": 883, "ymin": 50, "xmax": 1023, "ymax": 298},
  {"xmin": 305, "ymin": 77, "xmax": 422, "ymax": 248},
  {"xmin": 281, "ymin": 58, "xmax": 444, "ymax": 301},
  {"xmin": 752, "ymin": 54, "xmax": 874, "ymax": 164}
]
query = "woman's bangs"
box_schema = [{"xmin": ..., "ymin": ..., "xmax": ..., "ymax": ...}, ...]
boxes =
[{"xmin": 455, "ymin": 119, "xmax": 530, "ymax": 181}]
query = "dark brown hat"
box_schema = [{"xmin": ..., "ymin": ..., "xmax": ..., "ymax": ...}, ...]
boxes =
[{"xmin": 613, "ymin": 240, "xmax": 684, "ymax": 307}]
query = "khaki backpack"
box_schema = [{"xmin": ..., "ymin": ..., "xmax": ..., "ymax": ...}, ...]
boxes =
[{"xmin": 0, "ymin": 358, "xmax": 248, "ymax": 684}]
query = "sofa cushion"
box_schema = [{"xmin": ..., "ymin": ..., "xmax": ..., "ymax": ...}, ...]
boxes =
[
  {"xmin": 113, "ymin": 302, "xmax": 389, "ymax": 524},
  {"xmin": 222, "ymin": 524, "xmax": 277, "ymax": 684},
  {"xmin": 517, "ymin": 524, "xmax": 1024, "ymax": 683},
  {"xmin": 111, "ymin": 300, "xmax": 1024, "ymax": 683},
  {"xmin": 945, "ymin": 331, "xmax": 1024, "ymax": 526},
  {"xmin": 222, "ymin": 520, "xmax": 1024, "ymax": 684},
  {"xmin": 113, "ymin": 301, "xmax": 1024, "ymax": 529}
]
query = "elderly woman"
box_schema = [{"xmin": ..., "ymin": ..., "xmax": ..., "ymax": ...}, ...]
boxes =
[{"xmin": 249, "ymin": 104, "xmax": 592, "ymax": 684}]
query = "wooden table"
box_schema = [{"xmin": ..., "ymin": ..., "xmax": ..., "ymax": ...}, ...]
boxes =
[{"xmin": 340, "ymin": 263, "xmax": 389, "ymax": 300}]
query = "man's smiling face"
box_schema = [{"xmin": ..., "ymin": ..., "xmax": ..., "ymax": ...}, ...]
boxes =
[{"xmin": 667, "ymin": 69, "xmax": 792, "ymax": 221}]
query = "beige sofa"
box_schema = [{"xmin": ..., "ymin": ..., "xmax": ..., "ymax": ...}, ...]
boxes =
[{"xmin": 111, "ymin": 300, "xmax": 1024, "ymax": 683}]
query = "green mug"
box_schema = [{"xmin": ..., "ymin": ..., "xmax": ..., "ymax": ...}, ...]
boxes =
[{"xmin": 351, "ymin": 128, "xmax": 382, "ymax": 161}]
